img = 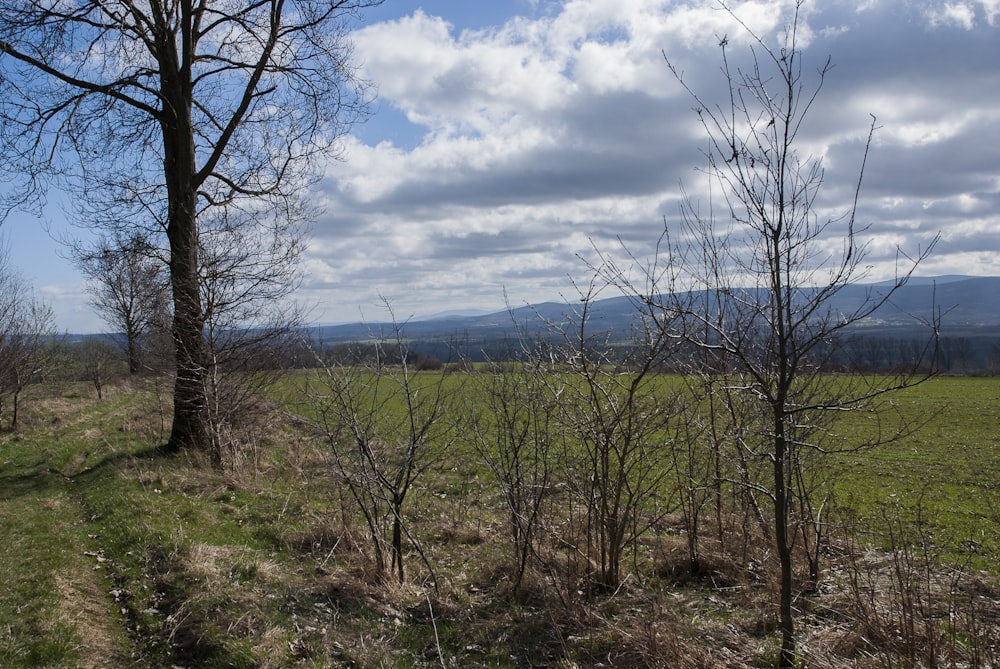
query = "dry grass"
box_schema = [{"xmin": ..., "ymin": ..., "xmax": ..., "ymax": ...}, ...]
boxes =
[
  {"xmin": 52, "ymin": 573, "xmax": 129, "ymax": 669},
  {"xmin": 3, "ymin": 379, "xmax": 999, "ymax": 668}
]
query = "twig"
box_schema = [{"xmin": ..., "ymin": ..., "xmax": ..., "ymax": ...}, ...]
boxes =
[{"xmin": 425, "ymin": 590, "xmax": 446, "ymax": 669}]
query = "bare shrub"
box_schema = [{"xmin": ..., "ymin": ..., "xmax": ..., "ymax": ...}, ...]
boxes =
[
  {"xmin": 308, "ymin": 306, "xmax": 458, "ymax": 584},
  {"xmin": 464, "ymin": 336, "xmax": 559, "ymax": 597}
]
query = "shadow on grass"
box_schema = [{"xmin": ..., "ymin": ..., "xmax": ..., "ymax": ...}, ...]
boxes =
[{"xmin": 0, "ymin": 444, "xmax": 174, "ymax": 502}]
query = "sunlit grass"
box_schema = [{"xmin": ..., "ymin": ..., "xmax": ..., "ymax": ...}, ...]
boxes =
[
  {"xmin": 0, "ymin": 373, "xmax": 997, "ymax": 666},
  {"xmin": 0, "ymin": 381, "xmax": 158, "ymax": 667},
  {"xmin": 827, "ymin": 377, "xmax": 1000, "ymax": 569}
]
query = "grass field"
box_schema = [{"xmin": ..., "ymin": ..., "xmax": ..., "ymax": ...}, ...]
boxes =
[
  {"xmin": 0, "ymin": 374, "xmax": 997, "ymax": 667},
  {"xmin": 829, "ymin": 377, "xmax": 1000, "ymax": 568}
]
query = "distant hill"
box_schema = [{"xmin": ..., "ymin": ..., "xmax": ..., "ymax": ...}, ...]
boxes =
[
  {"xmin": 302, "ymin": 276, "xmax": 1000, "ymax": 372},
  {"xmin": 61, "ymin": 277, "xmax": 1000, "ymax": 373},
  {"xmin": 833, "ymin": 277, "xmax": 1000, "ymax": 327},
  {"xmin": 310, "ymin": 276, "xmax": 1000, "ymax": 343}
]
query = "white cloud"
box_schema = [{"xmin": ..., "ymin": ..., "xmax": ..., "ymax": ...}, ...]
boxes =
[
  {"xmin": 925, "ymin": 0, "xmax": 1000, "ymax": 27},
  {"xmin": 982, "ymin": 0, "xmax": 1000, "ymax": 24},
  {"xmin": 927, "ymin": 2, "xmax": 977, "ymax": 28},
  {"xmin": 355, "ymin": 11, "xmax": 574, "ymax": 133},
  {"xmin": 880, "ymin": 112, "xmax": 982, "ymax": 149},
  {"xmin": 302, "ymin": 0, "xmax": 1000, "ymax": 323}
]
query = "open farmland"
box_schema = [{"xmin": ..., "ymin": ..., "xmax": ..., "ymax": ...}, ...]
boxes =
[
  {"xmin": 1, "ymin": 374, "xmax": 998, "ymax": 668},
  {"xmin": 829, "ymin": 377, "xmax": 1000, "ymax": 568}
]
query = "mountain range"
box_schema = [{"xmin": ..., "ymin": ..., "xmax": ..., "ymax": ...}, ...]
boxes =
[{"xmin": 311, "ymin": 275, "xmax": 1000, "ymax": 345}]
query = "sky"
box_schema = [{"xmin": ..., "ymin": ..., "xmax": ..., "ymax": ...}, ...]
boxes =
[{"xmin": 3, "ymin": 0, "xmax": 999, "ymax": 333}]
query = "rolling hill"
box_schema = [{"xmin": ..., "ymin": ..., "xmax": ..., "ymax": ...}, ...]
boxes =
[{"xmin": 311, "ymin": 276, "xmax": 1000, "ymax": 344}]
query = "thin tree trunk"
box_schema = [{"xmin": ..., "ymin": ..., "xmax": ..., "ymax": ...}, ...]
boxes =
[
  {"xmin": 774, "ymin": 420, "xmax": 795, "ymax": 667},
  {"xmin": 127, "ymin": 331, "xmax": 140, "ymax": 374},
  {"xmin": 392, "ymin": 501, "xmax": 404, "ymax": 583},
  {"xmin": 11, "ymin": 390, "xmax": 19, "ymax": 429}
]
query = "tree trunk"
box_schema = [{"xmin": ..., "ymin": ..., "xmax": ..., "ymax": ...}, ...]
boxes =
[
  {"xmin": 391, "ymin": 500, "xmax": 404, "ymax": 583},
  {"xmin": 774, "ymin": 421, "xmax": 796, "ymax": 667},
  {"xmin": 167, "ymin": 234, "xmax": 211, "ymax": 457},
  {"xmin": 158, "ymin": 15, "xmax": 213, "ymax": 460},
  {"xmin": 11, "ymin": 389, "xmax": 19, "ymax": 429},
  {"xmin": 165, "ymin": 197, "xmax": 210, "ymax": 456},
  {"xmin": 127, "ymin": 330, "xmax": 140, "ymax": 374},
  {"xmin": 161, "ymin": 116, "xmax": 211, "ymax": 456}
]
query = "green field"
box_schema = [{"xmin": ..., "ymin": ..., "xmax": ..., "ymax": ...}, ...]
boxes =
[
  {"xmin": 828, "ymin": 377, "xmax": 1000, "ymax": 568},
  {"xmin": 1, "ymin": 375, "xmax": 997, "ymax": 667}
]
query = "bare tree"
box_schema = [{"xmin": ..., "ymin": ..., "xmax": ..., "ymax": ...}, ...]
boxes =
[
  {"xmin": 0, "ymin": 251, "xmax": 25, "ymax": 425},
  {"xmin": 658, "ymin": 9, "xmax": 938, "ymax": 663},
  {"xmin": 75, "ymin": 337, "xmax": 125, "ymax": 400},
  {"xmin": 311, "ymin": 308, "xmax": 457, "ymax": 584},
  {"xmin": 464, "ymin": 327, "xmax": 558, "ymax": 597},
  {"xmin": 0, "ymin": 250, "xmax": 58, "ymax": 428},
  {"xmin": 199, "ymin": 206, "xmax": 306, "ymax": 466},
  {"xmin": 72, "ymin": 232, "xmax": 167, "ymax": 373},
  {"xmin": 594, "ymin": 4, "xmax": 939, "ymax": 664},
  {"xmin": 541, "ymin": 278, "xmax": 683, "ymax": 592},
  {"xmin": 0, "ymin": 0, "xmax": 379, "ymax": 454}
]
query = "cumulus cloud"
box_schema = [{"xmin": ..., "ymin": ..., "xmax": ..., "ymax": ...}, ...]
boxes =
[{"xmin": 303, "ymin": 0, "xmax": 1000, "ymax": 322}]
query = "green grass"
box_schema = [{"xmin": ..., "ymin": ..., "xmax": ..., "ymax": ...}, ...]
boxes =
[
  {"xmin": 0, "ymin": 381, "xmax": 156, "ymax": 667},
  {"xmin": 824, "ymin": 376, "xmax": 1000, "ymax": 568},
  {"xmin": 0, "ymin": 374, "xmax": 997, "ymax": 667}
]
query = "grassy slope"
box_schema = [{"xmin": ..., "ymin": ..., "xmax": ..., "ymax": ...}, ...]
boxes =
[{"xmin": 0, "ymin": 376, "xmax": 997, "ymax": 667}]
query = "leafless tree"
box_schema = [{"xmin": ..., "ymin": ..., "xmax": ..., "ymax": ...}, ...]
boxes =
[
  {"xmin": 75, "ymin": 336, "xmax": 125, "ymax": 400},
  {"xmin": 311, "ymin": 307, "xmax": 457, "ymax": 584},
  {"xmin": 664, "ymin": 14, "xmax": 937, "ymax": 666},
  {"xmin": 0, "ymin": 251, "xmax": 24, "ymax": 425},
  {"xmin": 540, "ymin": 278, "xmax": 684, "ymax": 593},
  {"xmin": 197, "ymin": 205, "xmax": 306, "ymax": 465},
  {"xmin": 0, "ymin": 0, "xmax": 380, "ymax": 454},
  {"xmin": 0, "ymin": 250, "xmax": 58, "ymax": 428},
  {"xmin": 464, "ymin": 325, "xmax": 559, "ymax": 597},
  {"xmin": 596, "ymin": 3, "xmax": 939, "ymax": 664},
  {"xmin": 988, "ymin": 340, "xmax": 1000, "ymax": 375},
  {"xmin": 71, "ymin": 232, "xmax": 168, "ymax": 373}
]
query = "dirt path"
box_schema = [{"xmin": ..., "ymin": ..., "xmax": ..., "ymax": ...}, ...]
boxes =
[
  {"xmin": 53, "ymin": 568, "xmax": 130, "ymax": 669},
  {"xmin": 0, "ymin": 386, "xmax": 148, "ymax": 667}
]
